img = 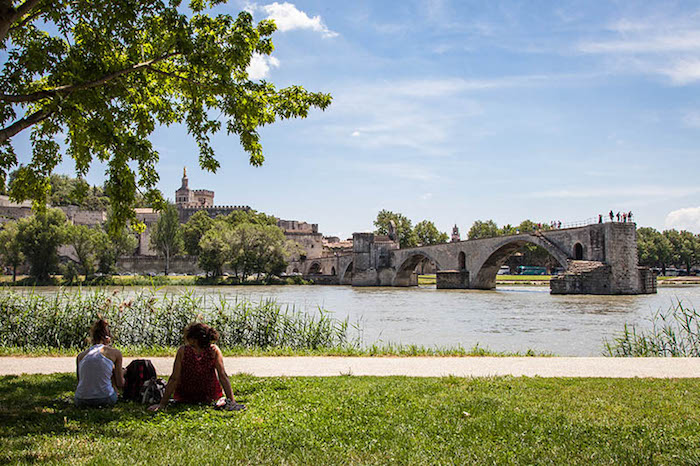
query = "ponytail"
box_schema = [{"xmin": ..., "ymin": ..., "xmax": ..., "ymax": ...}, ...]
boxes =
[
  {"xmin": 184, "ymin": 322, "xmax": 219, "ymax": 347},
  {"xmin": 90, "ymin": 319, "xmax": 111, "ymax": 345}
]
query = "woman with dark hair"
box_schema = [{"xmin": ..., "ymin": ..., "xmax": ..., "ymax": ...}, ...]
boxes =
[
  {"xmin": 148, "ymin": 322, "xmax": 244, "ymax": 411},
  {"xmin": 75, "ymin": 319, "xmax": 124, "ymax": 406}
]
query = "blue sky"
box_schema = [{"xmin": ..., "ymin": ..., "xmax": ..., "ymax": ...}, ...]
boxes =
[{"xmin": 11, "ymin": 0, "xmax": 700, "ymax": 239}]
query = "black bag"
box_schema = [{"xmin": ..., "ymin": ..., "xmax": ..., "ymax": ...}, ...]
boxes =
[
  {"xmin": 140, "ymin": 378, "xmax": 167, "ymax": 405},
  {"xmin": 123, "ymin": 359, "xmax": 157, "ymax": 401}
]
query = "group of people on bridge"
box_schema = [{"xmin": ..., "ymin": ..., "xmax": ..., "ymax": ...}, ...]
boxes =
[{"xmin": 599, "ymin": 211, "xmax": 633, "ymax": 224}]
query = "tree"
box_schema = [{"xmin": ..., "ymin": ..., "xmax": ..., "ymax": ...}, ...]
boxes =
[
  {"xmin": 16, "ymin": 208, "xmax": 68, "ymax": 280},
  {"xmin": 665, "ymin": 229, "xmax": 699, "ymax": 274},
  {"xmin": 150, "ymin": 203, "xmax": 182, "ymax": 274},
  {"xmin": 66, "ymin": 224, "xmax": 101, "ymax": 278},
  {"xmin": 198, "ymin": 223, "xmax": 232, "ymax": 277},
  {"xmin": 0, "ymin": 221, "xmax": 24, "ymax": 281},
  {"xmin": 637, "ymin": 227, "xmax": 672, "ymax": 274},
  {"xmin": 467, "ymin": 220, "xmax": 500, "ymax": 239},
  {"xmin": 0, "ymin": 3, "xmax": 331, "ymax": 230},
  {"xmin": 413, "ymin": 220, "xmax": 448, "ymax": 246},
  {"xmin": 95, "ymin": 221, "xmax": 138, "ymax": 274},
  {"xmin": 182, "ymin": 210, "xmax": 215, "ymax": 256},
  {"xmin": 223, "ymin": 209, "xmax": 278, "ymax": 227},
  {"xmin": 226, "ymin": 222, "xmax": 290, "ymax": 281},
  {"xmin": 374, "ymin": 210, "xmax": 417, "ymax": 248}
]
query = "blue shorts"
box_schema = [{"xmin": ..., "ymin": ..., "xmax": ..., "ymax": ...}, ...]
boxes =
[{"xmin": 75, "ymin": 391, "xmax": 118, "ymax": 407}]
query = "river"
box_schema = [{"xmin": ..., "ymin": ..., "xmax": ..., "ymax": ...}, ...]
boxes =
[{"xmin": 11, "ymin": 285, "xmax": 699, "ymax": 356}]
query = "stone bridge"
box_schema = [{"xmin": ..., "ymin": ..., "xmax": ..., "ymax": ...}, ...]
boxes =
[{"xmin": 288, "ymin": 222, "xmax": 656, "ymax": 294}]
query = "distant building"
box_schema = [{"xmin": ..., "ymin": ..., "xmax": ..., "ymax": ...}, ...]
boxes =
[
  {"xmin": 175, "ymin": 167, "xmax": 250, "ymax": 222},
  {"xmin": 451, "ymin": 224, "xmax": 460, "ymax": 242},
  {"xmin": 175, "ymin": 167, "xmax": 214, "ymax": 208}
]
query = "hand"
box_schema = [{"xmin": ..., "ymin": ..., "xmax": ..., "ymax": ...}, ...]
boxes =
[{"xmin": 147, "ymin": 404, "xmax": 163, "ymax": 412}]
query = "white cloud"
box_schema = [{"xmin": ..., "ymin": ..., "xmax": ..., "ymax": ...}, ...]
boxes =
[
  {"xmin": 351, "ymin": 131, "xmax": 360, "ymax": 137},
  {"xmin": 683, "ymin": 111, "xmax": 700, "ymax": 128},
  {"xmin": 663, "ymin": 59, "xmax": 700, "ymax": 84},
  {"xmin": 260, "ymin": 2, "xmax": 338, "ymax": 38},
  {"xmin": 577, "ymin": 16, "xmax": 700, "ymax": 85},
  {"xmin": 247, "ymin": 54, "xmax": 280, "ymax": 80},
  {"xmin": 579, "ymin": 31, "xmax": 700, "ymax": 54},
  {"xmin": 665, "ymin": 206, "xmax": 700, "ymax": 232},
  {"xmin": 420, "ymin": 192, "xmax": 433, "ymax": 201}
]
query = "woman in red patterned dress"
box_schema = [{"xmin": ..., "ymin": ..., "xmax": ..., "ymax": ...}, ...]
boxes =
[{"xmin": 148, "ymin": 323, "xmax": 244, "ymax": 411}]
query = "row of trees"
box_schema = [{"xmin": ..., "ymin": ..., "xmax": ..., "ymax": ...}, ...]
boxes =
[
  {"xmin": 373, "ymin": 210, "xmax": 449, "ymax": 248},
  {"xmin": 150, "ymin": 206, "xmax": 297, "ymax": 279},
  {"xmin": 0, "ymin": 209, "xmax": 136, "ymax": 281},
  {"xmin": 637, "ymin": 228, "xmax": 700, "ymax": 274},
  {"xmin": 466, "ymin": 219, "xmax": 560, "ymax": 269}
]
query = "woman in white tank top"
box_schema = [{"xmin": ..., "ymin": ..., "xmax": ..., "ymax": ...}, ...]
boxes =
[{"xmin": 75, "ymin": 319, "xmax": 124, "ymax": 406}]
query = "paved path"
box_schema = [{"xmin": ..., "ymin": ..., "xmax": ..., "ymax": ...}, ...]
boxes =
[{"xmin": 1, "ymin": 357, "xmax": 699, "ymax": 378}]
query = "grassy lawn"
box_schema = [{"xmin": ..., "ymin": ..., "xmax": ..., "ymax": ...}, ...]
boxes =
[{"xmin": 1, "ymin": 374, "xmax": 698, "ymax": 464}]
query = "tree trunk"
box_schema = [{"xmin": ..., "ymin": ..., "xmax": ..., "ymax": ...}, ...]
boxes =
[
  {"xmin": 12, "ymin": 264, "xmax": 16, "ymax": 282},
  {"xmin": 165, "ymin": 250, "xmax": 170, "ymax": 275}
]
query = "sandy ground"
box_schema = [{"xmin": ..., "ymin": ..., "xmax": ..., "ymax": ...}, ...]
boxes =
[{"xmin": 1, "ymin": 356, "xmax": 698, "ymax": 378}]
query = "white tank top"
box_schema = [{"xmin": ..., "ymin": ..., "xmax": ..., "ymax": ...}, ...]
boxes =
[{"xmin": 75, "ymin": 344, "xmax": 116, "ymax": 400}]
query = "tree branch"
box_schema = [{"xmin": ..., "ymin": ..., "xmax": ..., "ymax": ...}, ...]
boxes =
[
  {"xmin": 8, "ymin": 7, "xmax": 43, "ymax": 31},
  {"xmin": 0, "ymin": 0, "xmax": 42, "ymax": 43},
  {"xmin": 0, "ymin": 107, "xmax": 52, "ymax": 144},
  {"xmin": 0, "ymin": 52, "xmax": 181, "ymax": 103},
  {"xmin": 146, "ymin": 65, "xmax": 202, "ymax": 85}
]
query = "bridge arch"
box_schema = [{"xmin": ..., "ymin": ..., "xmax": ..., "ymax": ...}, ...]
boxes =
[
  {"xmin": 308, "ymin": 262, "xmax": 322, "ymax": 275},
  {"xmin": 393, "ymin": 251, "xmax": 441, "ymax": 287},
  {"xmin": 339, "ymin": 261, "xmax": 353, "ymax": 285},
  {"xmin": 473, "ymin": 236, "xmax": 569, "ymax": 289}
]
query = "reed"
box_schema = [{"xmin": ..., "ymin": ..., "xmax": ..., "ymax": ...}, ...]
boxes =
[
  {"xmin": 0, "ymin": 288, "xmax": 352, "ymax": 352},
  {"xmin": 604, "ymin": 300, "xmax": 700, "ymax": 357}
]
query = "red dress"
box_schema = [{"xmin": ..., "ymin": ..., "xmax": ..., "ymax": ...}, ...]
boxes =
[{"xmin": 173, "ymin": 345, "xmax": 224, "ymax": 403}]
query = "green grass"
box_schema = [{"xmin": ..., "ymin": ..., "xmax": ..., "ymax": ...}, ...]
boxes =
[
  {"xmin": 0, "ymin": 343, "xmax": 550, "ymax": 358},
  {"xmin": 418, "ymin": 274, "xmax": 551, "ymax": 286},
  {"xmin": 1, "ymin": 374, "xmax": 698, "ymax": 464},
  {"xmin": 0, "ymin": 274, "xmax": 310, "ymax": 287}
]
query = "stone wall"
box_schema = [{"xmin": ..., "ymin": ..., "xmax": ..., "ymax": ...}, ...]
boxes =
[
  {"xmin": 436, "ymin": 270, "xmax": 469, "ymax": 289},
  {"xmin": 603, "ymin": 222, "xmax": 640, "ymax": 294},
  {"xmin": 550, "ymin": 261, "xmax": 612, "ymax": 294},
  {"xmin": 116, "ymin": 255, "xmax": 201, "ymax": 274},
  {"xmin": 638, "ymin": 267, "xmax": 657, "ymax": 294},
  {"xmin": 285, "ymin": 231, "xmax": 324, "ymax": 260}
]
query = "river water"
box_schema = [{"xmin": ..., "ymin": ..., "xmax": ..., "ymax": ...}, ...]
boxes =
[{"xmin": 12, "ymin": 285, "xmax": 699, "ymax": 356}]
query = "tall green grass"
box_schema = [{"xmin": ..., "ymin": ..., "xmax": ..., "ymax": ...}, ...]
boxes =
[
  {"xmin": 0, "ymin": 288, "xmax": 351, "ymax": 352},
  {"xmin": 604, "ymin": 300, "xmax": 700, "ymax": 357}
]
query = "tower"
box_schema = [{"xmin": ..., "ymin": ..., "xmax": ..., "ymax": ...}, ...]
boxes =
[
  {"xmin": 451, "ymin": 224, "xmax": 460, "ymax": 242},
  {"xmin": 175, "ymin": 166, "xmax": 192, "ymax": 206}
]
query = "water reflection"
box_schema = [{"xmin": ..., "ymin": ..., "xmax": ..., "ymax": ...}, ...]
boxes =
[{"xmin": 7, "ymin": 284, "xmax": 699, "ymax": 356}]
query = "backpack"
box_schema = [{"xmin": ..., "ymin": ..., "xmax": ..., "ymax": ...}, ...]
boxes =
[
  {"xmin": 123, "ymin": 359, "xmax": 157, "ymax": 401},
  {"xmin": 140, "ymin": 377, "xmax": 167, "ymax": 405}
]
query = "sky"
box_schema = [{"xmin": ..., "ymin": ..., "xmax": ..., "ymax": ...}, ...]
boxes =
[{"xmin": 10, "ymin": 0, "xmax": 700, "ymax": 239}]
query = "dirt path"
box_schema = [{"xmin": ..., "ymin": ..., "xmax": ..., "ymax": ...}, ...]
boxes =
[{"xmin": 1, "ymin": 356, "xmax": 698, "ymax": 378}]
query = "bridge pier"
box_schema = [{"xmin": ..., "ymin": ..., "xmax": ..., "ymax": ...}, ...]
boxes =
[{"xmin": 436, "ymin": 270, "xmax": 469, "ymax": 289}]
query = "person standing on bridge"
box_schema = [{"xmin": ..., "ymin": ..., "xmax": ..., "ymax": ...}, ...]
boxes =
[
  {"xmin": 628, "ymin": 211, "xmax": 633, "ymax": 222},
  {"xmin": 599, "ymin": 214, "xmax": 603, "ymax": 224},
  {"xmin": 609, "ymin": 210, "xmax": 614, "ymax": 221}
]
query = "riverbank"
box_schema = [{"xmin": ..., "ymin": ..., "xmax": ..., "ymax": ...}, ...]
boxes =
[{"xmin": 1, "ymin": 373, "xmax": 698, "ymax": 464}]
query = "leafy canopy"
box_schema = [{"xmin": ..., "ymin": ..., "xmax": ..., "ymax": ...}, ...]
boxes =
[{"xmin": 0, "ymin": 0, "xmax": 331, "ymax": 230}]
